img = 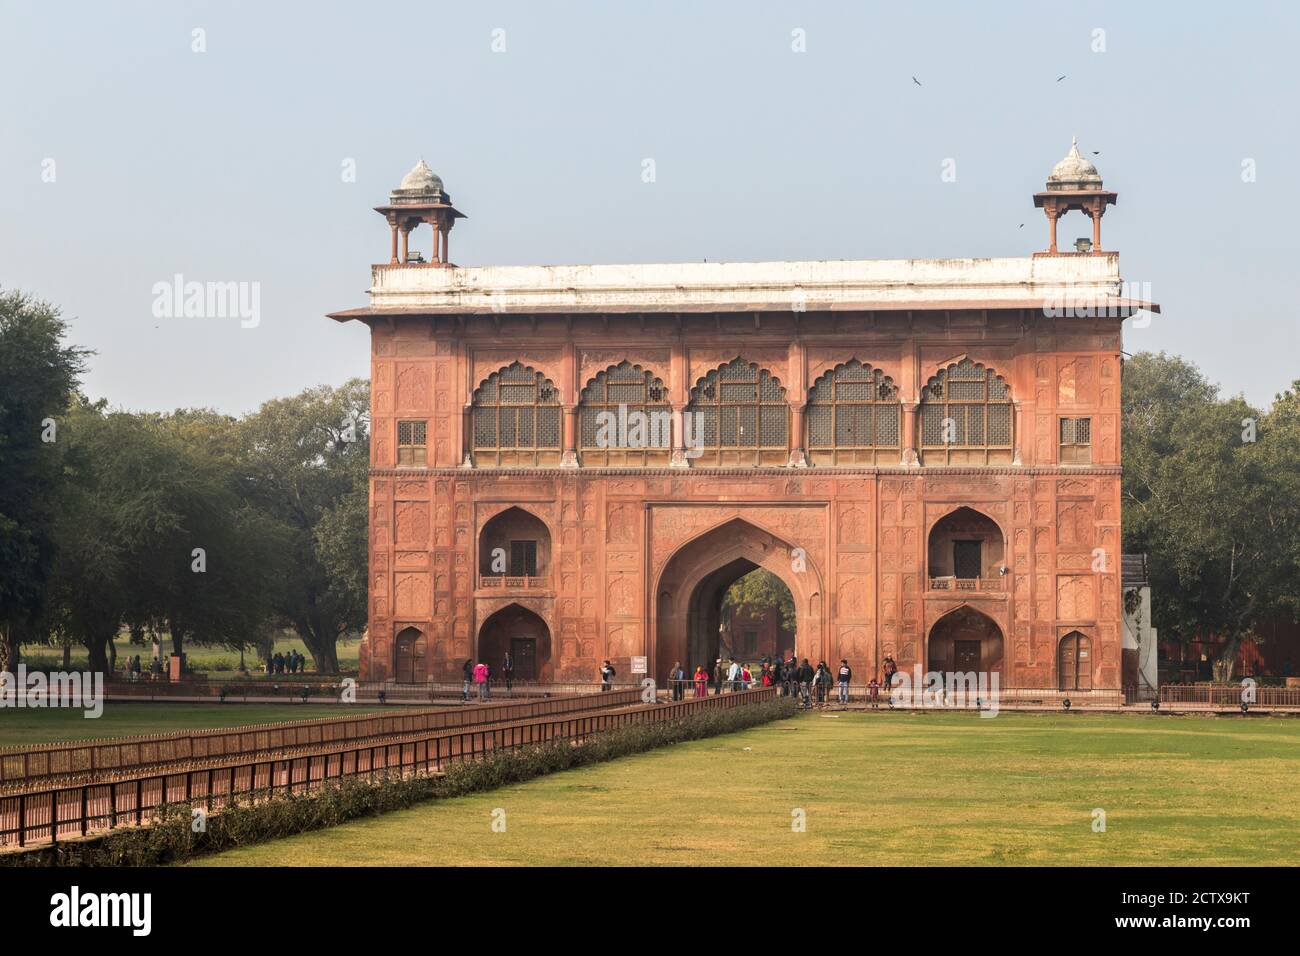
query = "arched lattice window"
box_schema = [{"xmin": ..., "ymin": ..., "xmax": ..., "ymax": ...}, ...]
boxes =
[
  {"xmin": 920, "ymin": 358, "xmax": 1013, "ymax": 465},
  {"xmin": 806, "ymin": 360, "xmax": 900, "ymax": 465},
  {"xmin": 579, "ymin": 361, "xmax": 670, "ymax": 466},
  {"xmin": 687, "ymin": 358, "xmax": 788, "ymax": 466},
  {"xmin": 472, "ymin": 362, "xmax": 562, "ymax": 467}
]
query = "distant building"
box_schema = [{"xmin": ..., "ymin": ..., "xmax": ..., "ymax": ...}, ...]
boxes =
[{"xmin": 331, "ymin": 141, "xmax": 1155, "ymax": 694}]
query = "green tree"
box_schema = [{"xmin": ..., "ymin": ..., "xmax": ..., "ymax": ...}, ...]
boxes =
[
  {"xmin": 0, "ymin": 291, "xmax": 87, "ymax": 670},
  {"xmin": 721, "ymin": 569, "xmax": 796, "ymax": 646},
  {"xmin": 236, "ymin": 380, "xmax": 369, "ymax": 674},
  {"xmin": 1122, "ymin": 352, "xmax": 1297, "ymax": 678}
]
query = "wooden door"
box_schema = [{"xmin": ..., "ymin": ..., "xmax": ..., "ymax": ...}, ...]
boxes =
[
  {"xmin": 395, "ymin": 629, "xmax": 419, "ymax": 683},
  {"xmin": 511, "ymin": 638, "xmax": 537, "ymax": 680},
  {"xmin": 953, "ymin": 540, "xmax": 982, "ymax": 579},
  {"xmin": 1059, "ymin": 632, "xmax": 1092, "ymax": 690},
  {"xmin": 954, "ymin": 640, "xmax": 981, "ymax": 673}
]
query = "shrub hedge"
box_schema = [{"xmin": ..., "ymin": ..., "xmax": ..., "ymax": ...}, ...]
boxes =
[{"xmin": 4, "ymin": 696, "xmax": 796, "ymax": 867}]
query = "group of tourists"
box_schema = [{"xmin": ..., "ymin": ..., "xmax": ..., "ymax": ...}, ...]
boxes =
[
  {"xmin": 664, "ymin": 652, "xmax": 901, "ymax": 709},
  {"xmin": 266, "ymin": 649, "xmax": 307, "ymax": 675},
  {"xmin": 462, "ymin": 652, "xmax": 517, "ymax": 701},
  {"xmin": 124, "ymin": 655, "xmax": 162, "ymax": 681}
]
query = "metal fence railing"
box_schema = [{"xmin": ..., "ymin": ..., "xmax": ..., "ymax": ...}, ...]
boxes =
[
  {"xmin": 99, "ymin": 677, "xmax": 639, "ymax": 702},
  {"xmin": 0, "ymin": 689, "xmax": 643, "ymax": 788},
  {"xmin": 0, "ymin": 687, "xmax": 776, "ymax": 848},
  {"xmin": 1159, "ymin": 683, "xmax": 1300, "ymax": 708}
]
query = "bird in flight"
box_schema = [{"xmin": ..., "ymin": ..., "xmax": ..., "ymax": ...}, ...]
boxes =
[
  {"xmin": 1056, "ymin": 74, "xmax": 1067, "ymax": 82},
  {"xmin": 912, "ymin": 76, "xmax": 922, "ymax": 86}
]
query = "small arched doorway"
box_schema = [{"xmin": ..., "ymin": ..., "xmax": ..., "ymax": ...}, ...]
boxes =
[
  {"xmin": 1058, "ymin": 631, "xmax": 1093, "ymax": 690},
  {"xmin": 478, "ymin": 604, "xmax": 552, "ymax": 681},
  {"xmin": 394, "ymin": 626, "xmax": 423, "ymax": 684},
  {"xmin": 478, "ymin": 507, "xmax": 552, "ymax": 586},
  {"xmin": 927, "ymin": 605, "xmax": 1004, "ymax": 678}
]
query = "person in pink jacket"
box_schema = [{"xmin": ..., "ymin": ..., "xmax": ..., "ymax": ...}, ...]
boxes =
[{"xmin": 473, "ymin": 661, "xmax": 489, "ymax": 701}]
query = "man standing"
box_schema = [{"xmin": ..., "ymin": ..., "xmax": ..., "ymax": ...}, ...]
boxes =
[
  {"xmin": 712, "ymin": 658, "xmax": 723, "ymax": 696},
  {"xmin": 502, "ymin": 651, "xmax": 514, "ymax": 694},
  {"xmin": 669, "ymin": 661, "xmax": 685, "ymax": 701},
  {"xmin": 462, "ymin": 659, "xmax": 474, "ymax": 703},
  {"xmin": 837, "ymin": 658, "xmax": 852, "ymax": 707},
  {"xmin": 726, "ymin": 658, "xmax": 741, "ymax": 693},
  {"xmin": 797, "ymin": 658, "xmax": 814, "ymax": 709},
  {"xmin": 600, "ymin": 659, "xmax": 616, "ymax": 692}
]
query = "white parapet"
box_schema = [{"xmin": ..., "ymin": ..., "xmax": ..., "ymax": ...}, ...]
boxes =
[{"xmin": 365, "ymin": 254, "xmax": 1131, "ymax": 315}]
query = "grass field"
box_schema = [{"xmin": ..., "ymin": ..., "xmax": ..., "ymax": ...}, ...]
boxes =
[
  {"xmin": 191, "ymin": 709, "xmax": 1300, "ymax": 867},
  {"xmin": 0, "ymin": 702, "xmax": 380, "ymax": 747},
  {"xmin": 18, "ymin": 633, "xmax": 361, "ymax": 675}
]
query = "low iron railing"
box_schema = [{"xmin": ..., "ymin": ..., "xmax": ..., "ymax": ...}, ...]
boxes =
[
  {"xmin": 0, "ymin": 688, "xmax": 776, "ymax": 848},
  {"xmin": 0, "ymin": 689, "xmax": 642, "ymax": 787},
  {"xmin": 1159, "ymin": 683, "xmax": 1300, "ymax": 708}
]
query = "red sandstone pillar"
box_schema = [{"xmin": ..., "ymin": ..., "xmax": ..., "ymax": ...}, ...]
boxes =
[
  {"xmin": 788, "ymin": 403, "xmax": 807, "ymax": 467},
  {"xmin": 431, "ymin": 220, "xmax": 442, "ymax": 264},
  {"xmin": 461, "ymin": 400, "xmax": 473, "ymax": 468},
  {"xmin": 1012, "ymin": 400, "xmax": 1024, "ymax": 465},
  {"xmin": 1091, "ymin": 209, "xmax": 1102, "ymax": 251},
  {"xmin": 1047, "ymin": 210, "xmax": 1059, "ymax": 254},
  {"xmin": 901, "ymin": 402, "xmax": 919, "ymax": 466},
  {"xmin": 561, "ymin": 406, "xmax": 578, "ymax": 468},
  {"xmin": 400, "ymin": 225, "xmax": 410, "ymax": 264},
  {"xmin": 389, "ymin": 222, "xmax": 399, "ymax": 264},
  {"xmin": 670, "ymin": 403, "xmax": 689, "ymax": 467},
  {"xmin": 442, "ymin": 223, "xmax": 450, "ymax": 264}
]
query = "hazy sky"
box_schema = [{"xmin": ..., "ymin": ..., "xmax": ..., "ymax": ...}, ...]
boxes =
[{"xmin": 2, "ymin": 0, "xmax": 1297, "ymax": 413}]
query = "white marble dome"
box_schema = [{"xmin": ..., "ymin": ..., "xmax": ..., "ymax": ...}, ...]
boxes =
[
  {"xmin": 1047, "ymin": 137, "xmax": 1102, "ymax": 189},
  {"xmin": 390, "ymin": 159, "xmax": 450, "ymax": 204},
  {"xmin": 399, "ymin": 159, "xmax": 443, "ymax": 193}
]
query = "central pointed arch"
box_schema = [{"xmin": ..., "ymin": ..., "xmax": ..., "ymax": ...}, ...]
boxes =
[
  {"xmin": 652, "ymin": 515, "xmax": 823, "ymax": 684},
  {"xmin": 926, "ymin": 604, "xmax": 1004, "ymax": 679}
]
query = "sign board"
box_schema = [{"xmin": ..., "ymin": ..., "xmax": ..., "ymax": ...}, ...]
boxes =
[{"xmin": 630, "ymin": 656, "xmax": 648, "ymax": 674}]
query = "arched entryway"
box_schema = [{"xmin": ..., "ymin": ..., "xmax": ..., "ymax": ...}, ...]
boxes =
[
  {"xmin": 927, "ymin": 605, "xmax": 1004, "ymax": 678},
  {"xmin": 393, "ymin": 626, "xmax": 423, "ymax": 684},
  {"xmin": 478, "ymin": 604, "xmax": 552, "ymax": 681},
  {"xmin": 927, "ymin": 506, "xmax": 1006, "ymax": 592},
  {"xmin": 653, "ymin": 516, "xmax": 821, "ymax": 685},
  {"xmin": 1058, "ymin": 631, "xmax": 1093, "ymax": 690}
]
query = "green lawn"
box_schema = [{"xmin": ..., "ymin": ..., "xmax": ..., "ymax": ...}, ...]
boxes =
[
  {"xmin": 19, "ymin": 633, "xmax": 361, "ymax": 676},
  {"xmin": 0, "ymin": 702, "xmax": 380, "ymax": 747},
  {"xmin": 192, "ymin": 710, "xmax": 1300, "ymax": 867}
]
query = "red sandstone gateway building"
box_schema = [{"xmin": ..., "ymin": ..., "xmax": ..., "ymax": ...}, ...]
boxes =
[{"xmin": 331, "ymin": 142, "xmax": 1155, "ymax": 694}]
